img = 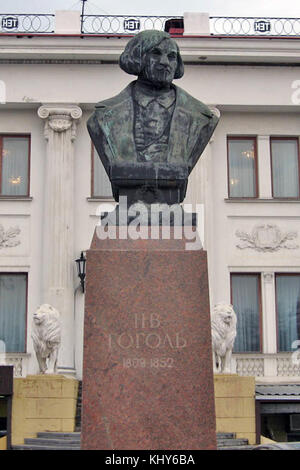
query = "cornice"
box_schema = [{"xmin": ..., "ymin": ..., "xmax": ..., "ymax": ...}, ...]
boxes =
[{"xmin": 1, "ymin": 35, "xmax": 300, "ymax": 64}]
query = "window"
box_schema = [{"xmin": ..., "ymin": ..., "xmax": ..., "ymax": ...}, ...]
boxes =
[
  {"xmin": 271, "ymin": 137, "xmax": 300, "ymax": 198},
  {"xmin": 227, "ymin": 136, "xmax": 258, "ymax": 198},
  {"xmin": 276, "ymin": 274, "xmax": 300, "ymax": 352},
  {"xmin": 91, "ymin": 144, "xmax": 112, "ymax": 198},
  {"xmin": 0, "ymin": 135, "xmax": 30, "ymax": 196},
  {"xmin": 231, "ymin": 273, "xmax": 262, "ymax": 352},
  {"xmin": 0, "ymin": 274, "xmax": 27, "ymax": 352}
]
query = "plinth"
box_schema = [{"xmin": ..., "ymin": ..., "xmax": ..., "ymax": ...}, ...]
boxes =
[
  {"xmin": 12, "ymin": 375, "xmax": 78, "ymax": 446},
  {"xmin": 81, "ymin": 227, "xmax": 216, "ymax": 450},
  {"xmin": 214, "ymin": 374, "xmax": 256, "ymax": 445}
]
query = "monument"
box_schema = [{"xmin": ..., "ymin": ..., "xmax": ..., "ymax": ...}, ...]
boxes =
[{"xmin": 81, "ymin": 30, "xmax": 220, "ymax": 450}]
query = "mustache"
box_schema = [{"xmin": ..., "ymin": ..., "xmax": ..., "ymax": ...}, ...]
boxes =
[{"xmin": 151, "ymin": 67, "xmax": 173, "ymax": 76}]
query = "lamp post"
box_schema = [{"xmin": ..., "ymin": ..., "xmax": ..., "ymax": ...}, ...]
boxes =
[{"xmin": 75, "ymin": 251, "xmax": 86, "ymax": 293}]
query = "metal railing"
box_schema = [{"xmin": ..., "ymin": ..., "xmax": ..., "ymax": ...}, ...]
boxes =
[
  {"xmin": 81, "ymin": 15, "xmax": 182, "ymax": 35},
  {"xmin": 0, "ymin": 13, "xmax": 300, "ymax": 37},
  {"xmin": 0, "ymin": 13, "xmax": 54, "ymax": 33},
  {"xmin": 210, "ymin": 16, "xmax": 300, "ymax": 36}
]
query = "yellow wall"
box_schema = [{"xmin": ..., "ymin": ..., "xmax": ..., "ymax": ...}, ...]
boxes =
[
  {"xmin": 11, "ymin": 375, "xmax": 78, "ymax": 445},
  {"xmin": 214, "ymin": 374, "xmax": 256, "ymax": 445},
  {"xmin": 11, "ymin": 373, "xmax": 256, "ymax": 446},
  {"xmin": 0, "ymin": 436, "xmax": 7, "ymax": 450}
]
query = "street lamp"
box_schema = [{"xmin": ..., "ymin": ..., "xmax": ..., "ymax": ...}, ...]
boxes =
[{"xmin": 75, "ymin": 251, "xmax": 86, "ymax": 293}]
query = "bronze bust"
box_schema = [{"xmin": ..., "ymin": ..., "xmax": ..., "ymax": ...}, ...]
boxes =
[{"xmin": 87, "ymin": 30, "xmax": 219, "ymax": 206}]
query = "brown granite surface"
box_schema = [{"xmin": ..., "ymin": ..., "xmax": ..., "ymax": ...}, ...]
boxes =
[{"xmin": 81, "ymin": 230, "xmax": 216, "ymax": 450}]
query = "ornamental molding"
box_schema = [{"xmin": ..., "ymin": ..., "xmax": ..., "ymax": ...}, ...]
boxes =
[
  {"xmin": 37, "ymin": 104, "xmax": 82, "ymax": 120},
  {"xmin": 0, "ymin": 223, "xmax": 21, "ymax": 249},
  {"xmin": 262, "ymin": 272, "xmax": 274, "ymax": 283},
  {"xmin": 37, "ymin": 104, "xmax": 82, "ymax": 140},
  {"xmin": 48, "ymin": 115, "xmax": 73, "ymax": 133},
  {"xmin": 235, "ymin": 224, "xmax": 299, "ymax": 252}
]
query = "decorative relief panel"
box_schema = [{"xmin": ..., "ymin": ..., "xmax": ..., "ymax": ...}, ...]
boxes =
[
  {"xmin": 0, "ymin": 216, "xmax": 29, "ymax": 257},
  {"xmin": 0, "ymin": 223, "xmax": 21, "ymax": 249},
  {"xmin": 236, "ymin": 224, "xmax": 299, "ymax": 252},
  {"xmin": 262, "ymin": 272, "xmax": 274, "ymax": 283}
]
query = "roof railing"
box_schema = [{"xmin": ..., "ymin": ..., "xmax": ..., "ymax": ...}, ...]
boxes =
[
  {"xmin": 210, "ymin": 16, "xmax": 300, "ymax": 36},
  {"xmin": 0, "ymin": 13, "xmax": 54, "ymax": 33},
  {"xmin": 1, "ymin": 13, "xmax": 300, "ymax": 37},
  {"xmin": 81, "ymin": 15, "xmax": 183, "ymax": 35}
]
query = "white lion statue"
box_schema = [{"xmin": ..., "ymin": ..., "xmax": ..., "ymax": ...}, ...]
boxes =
[
  {"xmin": 31, "ymin": 304, "xmax": 61, "ymax": 374},
  {"xmin": 211, "ymin": 302, "xmax": 237, "ymax": 374}
]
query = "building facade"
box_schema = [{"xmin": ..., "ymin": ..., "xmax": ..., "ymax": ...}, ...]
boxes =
[{"xmin": 0, "ymin": 11, "xmax": 299, "ymax": 396}]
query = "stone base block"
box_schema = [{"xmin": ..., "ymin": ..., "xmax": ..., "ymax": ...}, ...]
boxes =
[
  {"xmin": 12, "ymin": 374, "xmax": 78, "ymax": 445},
  {"xmin": 81, "ymin": 232, "xmax": 216, "ymax": 450},
  {"xmin": 214, "ymin": 374, "xmax": 256, "ymax": 444}
]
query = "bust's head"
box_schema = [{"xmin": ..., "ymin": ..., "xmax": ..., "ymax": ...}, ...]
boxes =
[{"xmin": 119, "ymin": 30, "xmax": 184, "ymax": 89}]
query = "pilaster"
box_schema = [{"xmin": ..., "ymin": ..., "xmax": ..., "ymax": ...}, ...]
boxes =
[{"xmin": 38, "ymin": 104, "xmax": 82, "ymax": 375}]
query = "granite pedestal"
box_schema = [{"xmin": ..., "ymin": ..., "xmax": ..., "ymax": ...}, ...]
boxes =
[{"xmin": 81, "ymin": 227, "xmax": 216, "ymax": 450}]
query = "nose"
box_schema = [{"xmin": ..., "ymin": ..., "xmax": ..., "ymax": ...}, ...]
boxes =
[{"xmin": 159, "ymin": 53, "xmax": 169, "ymax": 66}]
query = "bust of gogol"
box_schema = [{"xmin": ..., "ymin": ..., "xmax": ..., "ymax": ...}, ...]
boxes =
[{"xmin": 87, "ymin": 30, "xmax": 219, "ymax": 207}]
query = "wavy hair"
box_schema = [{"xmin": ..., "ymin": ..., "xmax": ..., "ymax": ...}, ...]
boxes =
[{"xmin": 119, "ymin": 30, "xmax": 184, "ymax": 79}]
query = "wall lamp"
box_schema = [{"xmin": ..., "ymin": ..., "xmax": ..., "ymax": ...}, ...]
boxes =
[{"xmin": 75, "ymin": 251, "xmax": 86, "ymax": 293}]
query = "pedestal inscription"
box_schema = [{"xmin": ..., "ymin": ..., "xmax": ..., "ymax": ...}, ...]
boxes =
[{"xmin": 81, "ymin": 232, "xmax": 216, "ymax": 450}]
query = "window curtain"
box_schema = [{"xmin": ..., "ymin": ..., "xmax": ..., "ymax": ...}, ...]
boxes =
[
  {"xmin": 276, "ymin": 275, "xmax": 300, "ymax": 351},
  {"xmin": 228, "ymin": 139, "xmax": 256, "ymax": 197},
  {"xmin": 1, "ymin": 137, "xmax": 29, "ymax": 196},
  {"xmin": 93, "ymin": 146, "xmax": 112, "ymax": 197},
  {"xmin": 271, "ymin": 139, "xmax": 299, "ymax": 198},
  {"xmin": 232, "ymin": 274, "xmax": 261, "ymax": 352},
  {"xmin": 0, "ymin": 275, "xmax": 27, "ymax": 352}
]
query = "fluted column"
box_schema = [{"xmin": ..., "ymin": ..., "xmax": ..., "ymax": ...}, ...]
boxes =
[{"xmin": 38, "ymin": 104, "xmax": 82, "ymax": 375}]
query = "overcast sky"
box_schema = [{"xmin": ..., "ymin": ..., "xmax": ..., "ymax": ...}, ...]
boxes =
[{"xmin": 1, "ymin": 0, "xmax": 300, "ymax": 18}]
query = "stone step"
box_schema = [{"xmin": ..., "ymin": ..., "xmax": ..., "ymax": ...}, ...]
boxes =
[
  {"xmin": 24, "ymin": 438, "xmax": 80, "ymax": 447},
  {"xmin": 216, "ymin": 432, "xmax": 236, "ymax": 440},
  {"xmin": 11, "ymin": 432, "xmax": 81, "ymax": 450},
  {"xmin": 218, "ymin": 444, "xmax": 257, "ymax": 451},
  {"xmin": 217, "ymin": 438, "xmax": 249, "ymax": 447},
  {"xmin": 12, "ymin": 444, "xmax": 80, "ymax": 451},
  {"xmin": 37, "ymin": 432, "xmax": 81, "ymax": 440}
]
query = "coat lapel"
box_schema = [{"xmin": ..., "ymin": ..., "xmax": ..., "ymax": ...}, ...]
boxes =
[
  {"xmin": 167, "ymin": 102, "xmax": 190, "ymax": 164},
  {"xmin": 168, "ymin": 87, "xmax": 212, "ymax": 167},
  {"xmin": 96, "ymin": 84, "xmax": 137, "ymax": 162}
]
